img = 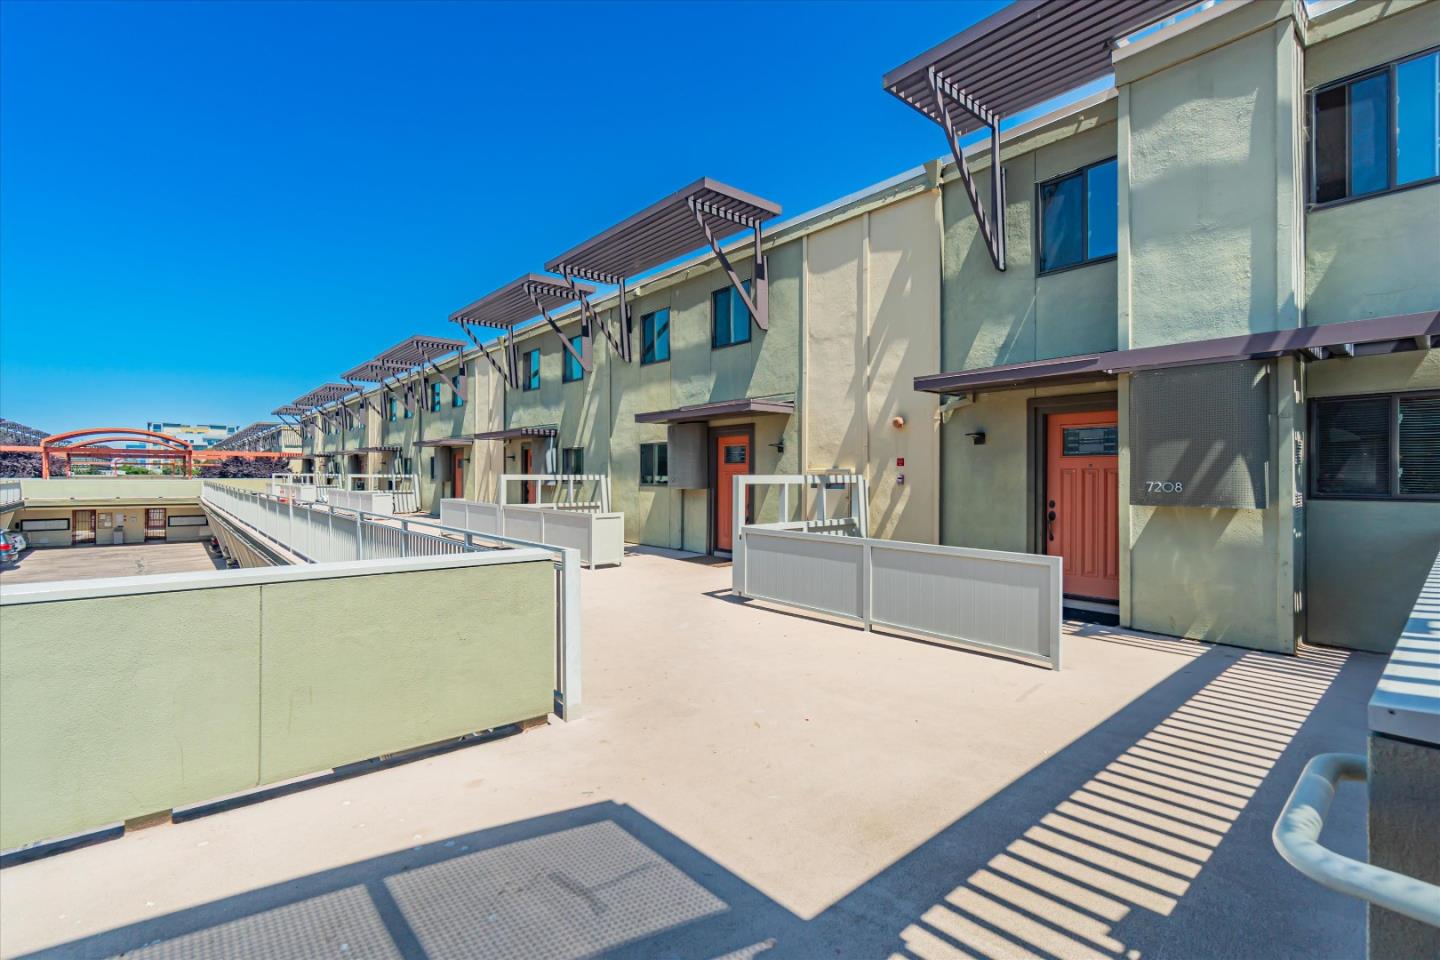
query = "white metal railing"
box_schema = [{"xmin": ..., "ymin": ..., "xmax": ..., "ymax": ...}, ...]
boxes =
[
  {"xmin": 270, "ymin": 482, "xmax": 340, "ymax": 502},
  {"xmin": 327, "ymin": 488, "xmax": 396, "ymax": 516},
  {"xmin": 1274, "ymin": 551, "xmax": 1440, "ymax": 928},
  {"xmin": 441, "ymin": 498, "xmax": 624, "ymax": 568},
  {"xmin": 501, "ymin": 474, "xmax": 612, "ymax": 512},
  {"xmin": 271, "ymin": 472, "xmax": 341, "ymax": 486},
  {"xmin": 342, "ymin": 474, "xmax": 421, "ymax": 513},
  {"xmin": 0, "ymin": 478, "xmax": 21, "ymax": 509},
  {"xmin": 730, "ymin": 474, "xmax": 1061, "ymax": 668},
  {"xmin": 202, "ymin": 480, "xmax": 583, "ymax": 717}
]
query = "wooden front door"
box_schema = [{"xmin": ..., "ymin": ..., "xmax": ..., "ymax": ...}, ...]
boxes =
[
  {"xmin": 520, "ymin": 446, "xmax": 533, "ymax": 504},
  {"xmin": 713, "ymin": 433, "xmax": 751, "ymax": 553},
  {"xmin": 72, "ymin": 510, "xmax": 96, "ymax": 545},
  {"xmin": 1045, "ymin": 411, "xmax": 1119, "ymax": 601},
  {"xmin": 452, "ymin": 451, "xmax": 466, "ymax": 501}
]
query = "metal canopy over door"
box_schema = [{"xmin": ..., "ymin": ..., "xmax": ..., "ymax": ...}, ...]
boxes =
[
  {"xmin": 71, "ymin": 510, "xmax": 96, "ymax": 546},
  {"xmin": 1045, "ymin": 411, "xmax": 1119, "ymax": 601},
  {"xmin": 713, "ymin": 432, "xmax": 752, "ymax": 553}
]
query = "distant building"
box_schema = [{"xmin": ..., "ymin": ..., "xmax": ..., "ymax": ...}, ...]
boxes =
[{"xmin": 143, "ymin": 422, "xmax": 239, "ymax": 450}]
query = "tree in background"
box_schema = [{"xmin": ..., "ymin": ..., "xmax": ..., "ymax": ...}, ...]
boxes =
[
  {"xmin": 198, "ymin": 456, "xmax": 273, "ymax": 479},
  {"xmin": 0, "ymin": 452, "xmax": 65, "ymax": 477}
]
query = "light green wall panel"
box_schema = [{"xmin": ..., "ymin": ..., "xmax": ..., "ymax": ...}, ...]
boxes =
[
  {"xmin": 0, "ymin": 587, "xmax": 263, "ymax": 849},
  {"xmin": 257, "ymin": 562, "xmax": 554, "ymax": 782}
]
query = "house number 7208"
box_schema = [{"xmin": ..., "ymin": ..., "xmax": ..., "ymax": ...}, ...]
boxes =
[{"xmin": 1146, "ymin": 480, "xmax": 1184, "ymax": 493}]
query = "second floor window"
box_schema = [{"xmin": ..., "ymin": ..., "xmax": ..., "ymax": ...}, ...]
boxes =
[
  {"xmin": 388, "ymin": 397, "xmax": 397, "ymax": 422},
  {"xmin": 1037, "ymin": 157, "xmax": 1117, "ymax": 274},
  {"xmin": 1313, "ymin": 49, "xmax": 1439, "ymax": 204},
  {"xmin": 642, "ymin": 308, "xmax": 671, "ymax": 364},
  {"xmin": 451, "ymin": 373, "xmax": 464, "ymax": 407},
  {"xmin": 712, "ymin": 282, "xmax": 752, "ymax": 349},
  {"xmin": 563, "ymin": 335, "xmax": 584, "ymax": 383},
  {"xmin": 524, "ymin": 348, "xmax": 541, "ymax": 391},
  {"xmin": 430, "ymin": 381, "xmax": 442, "ymax": 412}
]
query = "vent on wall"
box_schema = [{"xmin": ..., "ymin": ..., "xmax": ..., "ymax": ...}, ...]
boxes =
[{"xmin": 1130, "ymin": 360, "xmax": 1272, "ymax": 509}]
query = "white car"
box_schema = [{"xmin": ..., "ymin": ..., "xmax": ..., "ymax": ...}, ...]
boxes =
[{"xmin": 3, "ymin": 530, "xmax": 28, "ymax": 553}]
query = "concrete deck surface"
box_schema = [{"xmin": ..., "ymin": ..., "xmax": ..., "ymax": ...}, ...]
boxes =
[
  {"xmin": 0, "ymin": 541, "xmax": 225, "ymax": 585},
  {"xmin": 0, "ymin": 549, "xmax": 1383, "ymax": 959}
]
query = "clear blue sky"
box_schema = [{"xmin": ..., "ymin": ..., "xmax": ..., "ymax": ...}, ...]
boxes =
[{"xmin": 1, "ymin": 0, "xmax": 1044, "ymax": 432}]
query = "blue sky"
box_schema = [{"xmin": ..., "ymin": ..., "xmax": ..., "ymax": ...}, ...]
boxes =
[{"xmin": 0, "ymin": 0, "xmax": 1049, "ymax": 431}]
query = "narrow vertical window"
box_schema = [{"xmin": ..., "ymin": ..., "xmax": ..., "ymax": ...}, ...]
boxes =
[
  {"xmin": 1349, "ymin": 72, "xmax": 1391, "ymax": 197},
  {"xmin": 524, "ymin": 349, "xmax": 541, "ymax": 391},
  {"xmin": 642, "ymin": 309, "xmax": 671, "ymax": 364},
  {"xmin": 1399, "ymin": 395, "xmax": 1440, "ymax": 496},
  {"xmin": 1084, "ymin": 159, "xmax": 1118, "ymax": 260},
  {"xmin": 1038, "ymin": 157, "xmax": 1116, "ymax": 273},
  {"xmin": 1314, "ymin": 85, "xmax": 1348, "ymax": 203},
  {"xmin": 451, "ymin": 373, "xmax": 464, "ymax": 407},
  {"xmin": 712, "ymin": 284, "xmax": 751, "ymax": 348},
  {"xmin": 563, "ymin": 335, "xmax": 584, "ymax": 383}
]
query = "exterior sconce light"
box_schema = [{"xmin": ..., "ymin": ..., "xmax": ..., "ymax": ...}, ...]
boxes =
[
  {"xmin": 966, "ymin": 431, "xmax": 986, "ymax": 445},
  {"xmin": 769, "ymin": 438, "xmax": 786, "ymax": 454},
  {"xmin": 891, "ymin": 415, "xmax": 906, "ymax": 429}
]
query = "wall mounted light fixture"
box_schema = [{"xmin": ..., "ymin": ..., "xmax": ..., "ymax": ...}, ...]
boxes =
[{"xmin": 966, "ymin": 431, "xmax": 986, "ymax": 445}]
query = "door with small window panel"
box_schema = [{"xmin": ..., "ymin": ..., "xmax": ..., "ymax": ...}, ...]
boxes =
[{"xmin": 145, "ymin": 508, "xmax": 167, "ymax": 540}]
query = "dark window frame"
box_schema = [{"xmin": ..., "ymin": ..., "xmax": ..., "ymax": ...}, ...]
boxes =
[
  {"xmin": 562, "ymin": 446, "xmax": 584, "ymax": 475},
  {"xmin": 1034, "ymin": 156, "xmax": 1119, "ymax": 277},
  {"xmin": 1308, "ymin": 46, "xmax": 1440, "ymax": 210},
  {"xmin": 1308, "ymin": 389, "xmax": 1440, "ymax": 502},
  {"xmin": 711, "ymin": 283, "xmax": 753, "ymax": 350},
  {"xmin": 639, "ymin": 442, "xmax": 669, "ymax": 486},
  {"xmin": 523, "ymin": 348, "xmax": 541, "ymax": 392},
  {"xmin": 562, "ymin": 335, "xmax": 584, "ymax": 383},
  {"xmin": 642, "ymin": 308, "xmax": 671, "ymax": 365},
  {"xmin": 429, "ymin": 380, "xmax": 443, "ymax": 413},
  {"xmin": 451, "ymin": 373, "xmax": 464, "ymax": 407}
]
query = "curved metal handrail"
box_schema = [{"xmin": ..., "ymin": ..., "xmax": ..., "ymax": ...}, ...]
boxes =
[{"xmin": 1273, "ymin": 753, "xmax": 1440, "ymax": 928}]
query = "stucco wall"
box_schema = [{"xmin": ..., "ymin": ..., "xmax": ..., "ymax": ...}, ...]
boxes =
[
  {"xmin": 941, "ymin": 108, "xmax": 1119, "ymax": 372},
  {"xmin": 1305, "ymin": 351, "xmax": 1440, "ymax": 651},
  {"xmin": 0, "ymin": 557, "xmax": 556, "ymax": 848},
  {"xmin": 1125, "ymin": 21, "xmax": 1299, "ymax": 346}
]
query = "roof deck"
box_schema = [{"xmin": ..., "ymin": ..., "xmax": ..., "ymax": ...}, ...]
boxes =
[{"xmin": 0, "ymin": 550, "xmax": 1381, "ymax": 959}]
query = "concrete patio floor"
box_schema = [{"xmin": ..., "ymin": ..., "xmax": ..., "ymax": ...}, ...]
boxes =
[
  {"xmin": 0, "ymin": 548, "xmax": 1383, "ymax": 959},
  {"xmin": 0, "ymin": 541, "xmax": 225, "ymax": 585}
]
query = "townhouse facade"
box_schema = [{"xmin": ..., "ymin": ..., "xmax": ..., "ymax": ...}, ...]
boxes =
[{"xmin": 286, "ymin": 0, "xmax": 1438, "ymax": 656}]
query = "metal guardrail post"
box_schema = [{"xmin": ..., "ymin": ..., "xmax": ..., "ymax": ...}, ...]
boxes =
[
  {"xmin": 555, "ymin": 546, "xmax": 582, "ymax": 720},
  {"xmin": 1273, "ymin": 752, "xmax": 1440, "ymax": 928}
]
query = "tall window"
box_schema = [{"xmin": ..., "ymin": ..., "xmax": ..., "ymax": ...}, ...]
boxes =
[
  {"xmin": 451, "ymin": 373, "xmax": 464, "ymax": 407},
  {"xmin": 562, "ymin": 446, "xmax": 584, "ymax": 475},
  {"xmin": 642, "ymin": 308, "xmax": 671, "ymax": 364},
  {"xmin": 404, "ymin": 392, "xmax": 413, "ymax": 418},
  {"xmin": 1037, "ymin": 157, "xmax": 1117, "ymax": 274},
  {"xmin": 388, "ymin": 397, "xmax": 398, "ymax": 422},
  {"xmin": 1311, "ymin": 392, "xmax": 1439, "ymax": 500},
  {"xmin": 429, "ymin": 381, "xmax": 442, "ymax": 412},
  {"xmin": 712, "ymin": 282, "xmax": 752, "ymax": 349},
  {"xmin": 640, "ymin": 443, "xmax": 668, "ymax": 486},
  {"xmin": 563, "ymin": 335, "xmax": 584, "ymax": 383},
  {"xmin": 524, "ymin": 348, "xmax": 541, "ymax": 391},
  {"xmin": 1313, "ymin": 49, "xmax": 1440, "ymax": 204}
]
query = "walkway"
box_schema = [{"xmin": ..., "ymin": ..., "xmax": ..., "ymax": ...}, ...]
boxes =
[{"xmin": 0, "ymin": 549, "xmax": 1382, "ymax": 959}]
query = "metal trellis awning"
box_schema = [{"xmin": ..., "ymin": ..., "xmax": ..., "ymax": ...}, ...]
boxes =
[
  {"xmin": 545, "ymin": 178, "xmax": 782, "ymax": 362},
  {"xmin": 449, "ymin": 274, "xmax": 597, "ymax": 388},
  {"xmin": 882, "ymin": 0, "xmax": 1198, "ymax": 271},
  {"xmin": 471, "ymin": 427, "xmax": 558, "ymax": 442}
]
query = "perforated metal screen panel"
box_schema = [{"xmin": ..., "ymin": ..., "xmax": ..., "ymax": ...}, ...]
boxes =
[
  {"xmin": 667, "ymin": 423, "xmax": 708, "ymax": 489},
  {"xmin": 1129, "ymin": 360, "xmax": 1271, "ymax": 509}
]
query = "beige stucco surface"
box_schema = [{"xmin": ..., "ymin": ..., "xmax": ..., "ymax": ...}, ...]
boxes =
[{"xmin": 0, "ymin": 558, "xmax": 557, "ymax": 850}]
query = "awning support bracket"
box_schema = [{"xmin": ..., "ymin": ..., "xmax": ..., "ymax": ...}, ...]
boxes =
[
  {"xmin": 687, "ymin": 197, "xmax": 769, "ymax": 331},
  {"xmin": 928, "ymin": 68, "xmax": 1006, "ymax": 272},
  {"xmin": 457, "ymin": 321, "xmax": 517, "ymax": 389},
  {"xmin": 526, "ymin": 282, "xmax": 593, "ymax": 373}
]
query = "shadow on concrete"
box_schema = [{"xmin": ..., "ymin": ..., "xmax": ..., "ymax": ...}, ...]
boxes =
[{"xmin": 22, "ymin": 643, "xmax": 1381, "ymax": 960}]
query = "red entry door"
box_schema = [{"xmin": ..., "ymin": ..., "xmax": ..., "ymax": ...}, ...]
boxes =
[
  {"xmin": 714, "ymin": 434, "xmax": 751, "ymax": 552},
  {"xmin": 1045, "ymin": 411, "xmax": 1119, "ymax": 601},
  {"xmin": 452, "ymin": 452, "xmax": 465, "ymax": 500}
]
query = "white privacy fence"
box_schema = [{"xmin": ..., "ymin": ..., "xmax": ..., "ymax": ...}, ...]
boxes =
[
  {"xmin": 731, "ymin": 473, "xmax": 1062, "ymax": 668},
  {"xmin": 202, "ymin": 481, "xmax": 583, "ymax": 716},
  {"xmin": 327, "ymin": 488, "xmax": 396, "ymax": 515},
  {"xmin": 341, "ymin": 474, "xmax": 421, "ymax": 513},
  {"xmin": 500, "ymin": 474, "xmax": 612, "ymax": 512},
  {"xmin": 272, "ymin": 472, "xmax": 341, "ymax": 486},
  {"xmin": 270, "ymin": 482, "xmax": 339, "ymax": 503},
  {"xmin": 440, "ymin": 498, "xmax": 624, "ymax": 568}
]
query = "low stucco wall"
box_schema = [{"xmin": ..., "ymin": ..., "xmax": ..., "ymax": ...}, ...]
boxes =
[{"xmin": 0, "ymin": 556, "xmax": 556, "ymax": 849}]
